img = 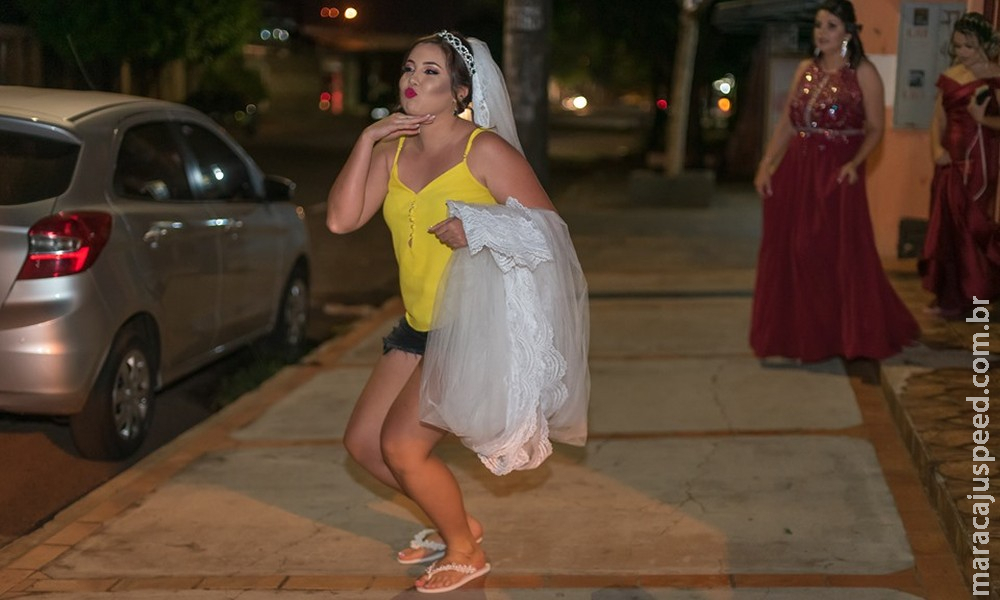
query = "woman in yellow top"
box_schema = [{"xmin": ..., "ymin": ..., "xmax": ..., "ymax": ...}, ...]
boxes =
[{"xmin": 326, "ymin": 31, "xmax": 588, "ymax": 593}]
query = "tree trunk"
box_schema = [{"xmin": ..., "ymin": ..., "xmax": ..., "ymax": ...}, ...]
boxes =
[
  {"xmin": 503, "ymin": 0, "xmax": 551, "ymax": 187},
  {"xmin": 665, "ymin": 5, "xmax": 700, "ymax": 177}
]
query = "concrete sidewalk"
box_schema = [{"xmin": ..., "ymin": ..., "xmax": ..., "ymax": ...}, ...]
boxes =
[{"xmin": 0, "ymin": 170, "xmax": 976, "ymax": 598}]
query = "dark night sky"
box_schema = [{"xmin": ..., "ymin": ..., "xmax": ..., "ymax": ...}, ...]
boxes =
[{"xmin": 264, "ymin": 0, "xmax": 501, "ymax": 37}]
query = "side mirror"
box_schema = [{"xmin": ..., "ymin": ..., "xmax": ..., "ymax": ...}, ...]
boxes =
[{"xmin": 263, "ymin": 174, "xmax": 296, "ymax": 201}]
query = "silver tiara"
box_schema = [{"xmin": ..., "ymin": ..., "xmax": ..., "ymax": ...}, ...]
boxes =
[{"xmin": 436, "ymin": 30, "xmax": 476, "ymax": 75}]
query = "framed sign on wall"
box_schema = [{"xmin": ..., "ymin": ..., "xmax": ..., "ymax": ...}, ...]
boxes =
[{"xmin": 893, "ymin": 2, "xmax": 965, "ymax": 129}]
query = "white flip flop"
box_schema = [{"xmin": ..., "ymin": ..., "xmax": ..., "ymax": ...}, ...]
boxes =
[
  {"xmin": 416, "ymin": 562, "xmax": 491, "ymax": 594},
  {"xmin": 396, "ymin": 528, "xmax": 484, "ymax": 565},
  {"xmin": 397, "ymin": 528, "xmax": 446, "ymax": 565}
]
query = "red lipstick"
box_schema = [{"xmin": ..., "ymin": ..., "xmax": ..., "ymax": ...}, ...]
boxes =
[{"xmin": 404, "ymin": 88, "xmax": 417, "ymax": 99}]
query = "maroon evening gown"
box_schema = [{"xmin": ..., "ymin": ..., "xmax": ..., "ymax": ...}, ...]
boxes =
[
  {"xmin": 750, "ymin": 62, "xmax": 920, "ymax": 362},
  {"xmin": 919, "ymin": 74, "xmax": 1000, "ymax": 315}
]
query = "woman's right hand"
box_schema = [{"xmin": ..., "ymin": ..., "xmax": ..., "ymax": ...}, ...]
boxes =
[
  {"xmin": 364, "ymin": 112, "xmax": 435, "ymax": 144},
  {"xmin": 754, "ymin": 165, "xmax": 773, "ymax": 197},
  {"xmin": 327, "ymin": 112, "xmax": 433, "ymax": 234},
  {"xmin": 934, "ymin": 152, "xmax": 952, "ymax": 166}
]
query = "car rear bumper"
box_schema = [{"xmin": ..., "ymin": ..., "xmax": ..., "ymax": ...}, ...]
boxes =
[{"xmin": 0, "ymin": 276, "xmax": 115, "ymax": 415}]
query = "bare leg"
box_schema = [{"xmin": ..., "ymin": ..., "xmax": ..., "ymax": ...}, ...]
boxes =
[
  {"xmin": 380, "ymin": 363, "xmax": 487, "ymax": 591},
  {"xmin": 343, "ymin": 350, "xmax": 483, "ymax": 561},
  {"xmin": 343, "ymin": 350, "xmax": 419, "ymax": 489}
]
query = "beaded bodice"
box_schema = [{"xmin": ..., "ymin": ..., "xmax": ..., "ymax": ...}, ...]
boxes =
[{"xmin": 788, "ymin": 62, "xmax": 865, "ymax": 136}]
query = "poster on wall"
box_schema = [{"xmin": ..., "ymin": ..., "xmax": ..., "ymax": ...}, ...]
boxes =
[{"xmin": 894, "ymin": 2, "xmax": 965, "ymax": 129}]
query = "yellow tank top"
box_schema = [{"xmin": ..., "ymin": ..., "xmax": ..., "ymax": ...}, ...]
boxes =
[{"xmin": 383, "ymin": 128, "xmax": 496, "ymax": 331}]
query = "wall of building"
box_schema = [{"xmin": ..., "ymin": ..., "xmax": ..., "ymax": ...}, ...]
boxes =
[{"xmin": 857, "ymin": 0, "xmax": 976, "ymax": 257}]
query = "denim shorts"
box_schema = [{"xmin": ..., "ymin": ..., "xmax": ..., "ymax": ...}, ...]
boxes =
[{"xmin": 382, "ymin": 317, "xmax": 428, "ymax": 356}]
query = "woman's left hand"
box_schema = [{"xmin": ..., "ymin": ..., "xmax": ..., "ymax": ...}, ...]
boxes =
[
  {"xmin": 428, "ymin": 217, "xmax": 468, "ymax": 249},
  {"xmin": 968, "ymin": 93, "xmax": 989, "ymax": 123},
  {"xmin": 836, "ymin": 163, "xmax": 859, "ymax": 185}
]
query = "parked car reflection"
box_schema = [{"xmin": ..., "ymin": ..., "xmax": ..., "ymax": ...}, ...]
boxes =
[{"xmin": 0, "ymin": 86, "xmax": 311, "ymax": 460}]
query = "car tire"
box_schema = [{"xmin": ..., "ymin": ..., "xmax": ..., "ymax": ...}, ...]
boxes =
[
  {"xmin": 70, "ymin": 325, "xmax": 155, "ymax": 460},
  {"xmin": 269, "ymin": 268, "xmax": 309, "ymax": 363}
]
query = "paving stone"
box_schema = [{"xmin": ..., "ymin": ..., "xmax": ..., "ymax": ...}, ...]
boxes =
[
  {"xmin": 588, "ymin": 298, "xmax": 753, "ymax": 357},
  {"xmin": 43, "ymin": 435, "xmax": 911, "ymax": 579},
  {"xmin": 232, "ymin": 367, "xmax": 370, "ymax": 441}
]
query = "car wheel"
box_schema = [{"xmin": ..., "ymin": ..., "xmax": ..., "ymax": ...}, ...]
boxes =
[
  {"xmin": 70, "ymin": 325, "xmax": 155, "ymax": 460},
  {"xmin": 269, "ymin": 268, "xmax": 309, "ymax": 363}
]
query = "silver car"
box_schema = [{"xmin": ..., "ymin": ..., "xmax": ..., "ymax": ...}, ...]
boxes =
[{"xmin": 0, "ymin": 86, "xmax": 310, "ymax": 459}]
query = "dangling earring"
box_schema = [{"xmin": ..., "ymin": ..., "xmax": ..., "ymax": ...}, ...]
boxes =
[
  {"xmin": 841, "ymin": 38, "xmax": 849, "ymax": 58},
  {"xmin": 814, "ymin": 46, "xmax": 821, "ymax": 57}
]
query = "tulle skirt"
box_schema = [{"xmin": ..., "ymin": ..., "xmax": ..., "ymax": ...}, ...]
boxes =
[{"xmin": 420, "ymin": 199, "xmax": 590, "ymax": 475}]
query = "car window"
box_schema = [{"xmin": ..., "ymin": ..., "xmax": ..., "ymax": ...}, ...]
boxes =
[
  {"xmin": 177, "ymin": 123, "xmax": 253, "ymax": 201},
  {"xmin": 0, "ymin": 132, "xmax": 79, "ymax": 206},
  {"xmin": 114, "ymin": 122, "xmax": 193, "ymax": 200}
]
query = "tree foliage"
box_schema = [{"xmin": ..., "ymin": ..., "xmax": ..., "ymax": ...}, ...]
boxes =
[
  {"xmin": 17, "ymin": 0, "xmax": 259, "ymax": 92},
  {"xmin": 551, "ymin": 0, "xmax": 677, "ymax": 95}
]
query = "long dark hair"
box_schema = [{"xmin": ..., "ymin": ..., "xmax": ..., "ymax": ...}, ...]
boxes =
[
  {"xmin": 402, "ymin": 31, "xmax": 474, "ymax": 114},
  {"xmin": 816, "ymin": 0, "xmax": 867, "ymax": 69}
]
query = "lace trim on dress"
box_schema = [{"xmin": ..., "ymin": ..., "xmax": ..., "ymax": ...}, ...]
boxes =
[
  {"xmin": 963, "ymin": 124, "xmax": 989, "ymax": 202},
  {"xmin": 448, "ymin": 199, "xmax": 565, "ymax": 474},
  {"xmin": 457, "ymin": 199, "xmax": 552, "ymax": 271}
]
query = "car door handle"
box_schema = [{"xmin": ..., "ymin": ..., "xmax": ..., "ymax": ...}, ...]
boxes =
[
  {"xmin": 203, "ymin": 218, "xmax": 243, "ymax": 231},
  {"xmin": 143, "ymin": 221, "xmax": 183, "ymax": 243}
]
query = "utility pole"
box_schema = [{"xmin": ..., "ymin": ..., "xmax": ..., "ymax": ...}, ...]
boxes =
[
  {"xmin": 631, "ymin": 0, "xmax": 713, "ymax": 206},
  {"xmin": 665, "ymin": 0, "xmax": 703, "ymax": 177},
  {"xmin": 504, "ymin": 0, "xmax": 551, "ymax": 187}
]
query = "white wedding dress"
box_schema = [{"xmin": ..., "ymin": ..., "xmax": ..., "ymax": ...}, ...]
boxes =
[{"xmin": 420, "ymin": 198, "xmax": 590, "ymax": 476}]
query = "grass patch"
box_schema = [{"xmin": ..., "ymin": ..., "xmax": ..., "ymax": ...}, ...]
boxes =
[
  {"xmin": 210, "ymin": 352, "xmax": 288, "ymax": 411},
  {"xmin": 207, "ymin": 315, "xmax": 365, "ymax": 411}
]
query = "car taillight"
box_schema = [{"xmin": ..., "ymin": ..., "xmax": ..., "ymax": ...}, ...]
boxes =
[{"xmin": 17, "ymin": 212, "xmax": 113, "ymax": 280}]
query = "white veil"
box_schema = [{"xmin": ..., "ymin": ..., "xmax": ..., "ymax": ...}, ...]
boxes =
[{"xmin": 468, "ymin": 38, "xmax": 524, "ymax": 155}]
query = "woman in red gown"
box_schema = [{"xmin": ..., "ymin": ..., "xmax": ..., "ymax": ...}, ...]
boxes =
[
  {"xmin": 750, "ymin": 0, "xmax": 919, "ymax": 362},
  {"xmin": 919, "ymin": 12, "xmax": 1000, "ymax": 319}
]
